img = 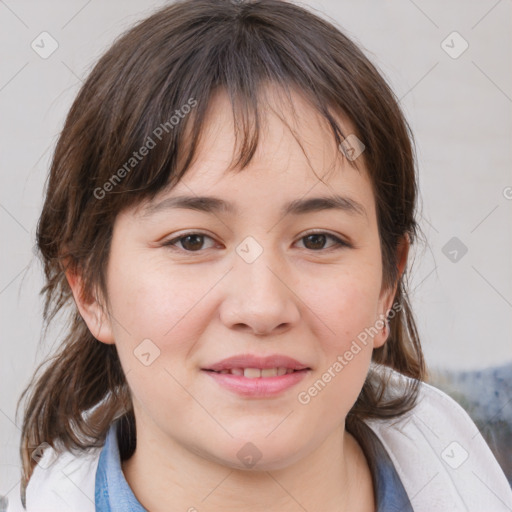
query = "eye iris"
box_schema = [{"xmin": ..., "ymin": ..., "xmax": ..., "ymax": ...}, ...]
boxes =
[
  {"xmin": 304, "ymin": 234, "xmax": 326, "ymax": 250},
  {"xmin": 182, "ymin": 234, "xmax": 204, "ymax": 251}
]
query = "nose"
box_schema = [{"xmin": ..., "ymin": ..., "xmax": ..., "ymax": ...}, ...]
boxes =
[{"xmin": 219, "ymin": 248, "xmax": 300, "ymax": 337}]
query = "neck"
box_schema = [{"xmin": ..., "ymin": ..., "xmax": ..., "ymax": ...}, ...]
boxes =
[{"xmin": 121, "ymin": 415, "xmax": 375, "ymax": 512}]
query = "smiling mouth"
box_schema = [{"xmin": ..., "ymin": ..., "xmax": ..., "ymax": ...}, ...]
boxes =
[{"xmin": 203, "ymin": 368, "xmax": 310, "ymax": 378}]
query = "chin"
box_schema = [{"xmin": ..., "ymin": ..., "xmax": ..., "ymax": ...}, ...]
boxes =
[{"xmin": 221, "ymin": 435, "xmax": 307, "ymax": 472}]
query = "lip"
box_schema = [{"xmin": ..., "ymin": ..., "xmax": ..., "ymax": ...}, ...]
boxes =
[
  {"xmin": 202, "ymin": 368, "xmax": 311, "ymax": 398},
  {"xmin": 201, "ymin": 353, "xmax": 312, "ymax": 398},
  {"xmin": 202, "ymin": 353, "xmax": 311, "ymax": 372}
]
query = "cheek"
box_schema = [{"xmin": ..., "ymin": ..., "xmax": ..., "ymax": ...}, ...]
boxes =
[
  {"xmin": 293, "ymin": 318, "xmax": 375, "ymax": 452},
  {"xmin": 107, "ymin": 252, "xmax": 206, "ymax": 336},
  {"xmin": 306, "ymin": 266, "xmax": 382, "ymax": 350},
  {"xmin": 105, "ymin": 259, "xmax": 211, "ymax": 419},
  {"xmin": 105, "ymin": 252, "xmax": 230, "ymax": 388},
  {"xmin": 297, "ymin": 269, "xmax": 381, "ymax": 407}
]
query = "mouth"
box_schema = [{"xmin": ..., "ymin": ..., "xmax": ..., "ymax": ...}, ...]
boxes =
[
  {"xmin": 200, "ymin": 354, "xmax": 312, "ymax": 396},
  {"xmin": 201, "ymin": 366, "xmax": 311, "ymax": 397},
  {"xmin": 203, "ymin": 367, "xmax": 310, "ymax": 378},
  {"xmin": 202, "ymin": 353, "xmax": 311, "ymax": 374}
]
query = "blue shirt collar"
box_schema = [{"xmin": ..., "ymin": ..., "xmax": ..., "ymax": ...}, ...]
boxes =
[{"xmin": 95, "ymin": 419, "xmax": 147, "ymax": 512}]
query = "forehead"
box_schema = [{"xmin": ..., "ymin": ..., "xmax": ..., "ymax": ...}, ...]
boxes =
[{"xmin": 139, "ymin": 85, "xmax": 375, "ymax": 221}]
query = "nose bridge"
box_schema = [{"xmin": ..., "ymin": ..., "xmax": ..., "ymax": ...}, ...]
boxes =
[{"xmin": 220, "ymin": 235, "xmax": 299, "ymax": 334}]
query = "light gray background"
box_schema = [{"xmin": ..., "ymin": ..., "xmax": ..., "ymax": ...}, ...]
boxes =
[{"xmin": 1, "ymin": 0, "xmax": 511, "ymax": 499}]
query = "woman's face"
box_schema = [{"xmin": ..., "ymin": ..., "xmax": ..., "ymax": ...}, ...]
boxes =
[{"xmin": 80, "ymin": 87, "xmax": 401, "ymax": 471}]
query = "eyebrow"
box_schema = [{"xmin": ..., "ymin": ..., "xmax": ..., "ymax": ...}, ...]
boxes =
[{"xmin": 141, "ymin": 194, "xmax": 367, "ymax": 219}]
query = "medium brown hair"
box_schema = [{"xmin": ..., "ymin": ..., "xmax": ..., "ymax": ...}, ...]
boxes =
[{"xmin": 17, "ymin": 0, "xmax": 426, "ymax": 494}]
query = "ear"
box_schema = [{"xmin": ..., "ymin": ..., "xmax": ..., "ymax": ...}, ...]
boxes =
[
  {"xmin": 65, "ymin": 264, "xmax": 115, "ymax": 345},
  {"xmin": 373, "ymin": 234, "xmax": 410, "ymax": 349}
]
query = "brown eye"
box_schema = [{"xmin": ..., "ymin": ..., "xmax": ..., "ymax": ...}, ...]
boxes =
[
  {"xmin": 179, "ymin": 234, "xmax": 205, "ymax": 251},
  {"xmin": 163, "ymin": 233, "xmax": 216, "ymax": 252},
  {"xmin": 298, "ymin": 232, "xmax": 350, "ymax": 251},
  {"xmin": 303, "ymin": 233, "xmax": 327, "ymax": 250}
]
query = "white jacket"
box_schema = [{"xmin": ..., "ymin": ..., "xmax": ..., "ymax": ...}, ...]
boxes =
[{"xmin": 6, "ymin": 369, "xmax": 512, "ymax": 511}]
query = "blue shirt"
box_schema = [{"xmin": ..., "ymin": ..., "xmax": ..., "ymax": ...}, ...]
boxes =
[{"xmin": 95, "ymin": 419, "xmax": 413, "ymax": 511}]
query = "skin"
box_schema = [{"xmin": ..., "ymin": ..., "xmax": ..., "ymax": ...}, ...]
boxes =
[{"xmin": 68, "ymin": 85, "xmax": 408, "ymax": 512}]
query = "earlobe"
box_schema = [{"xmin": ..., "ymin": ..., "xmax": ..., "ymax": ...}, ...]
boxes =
[
  {"xmin": 373, "ymin": 311, "xmax": 391, "ymax": 349},
  {"xmin": 64, "ymin": 268, "xmax": 115, "ymax": 345}
]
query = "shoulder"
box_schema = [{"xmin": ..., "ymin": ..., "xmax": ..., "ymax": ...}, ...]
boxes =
[
  {"xmin": 7, "ymin": 443, "xmax": 102, "ymax": 512},
  {"xmin": 363, "ymin": 365, "xmax": 512, "ymax": 512}
]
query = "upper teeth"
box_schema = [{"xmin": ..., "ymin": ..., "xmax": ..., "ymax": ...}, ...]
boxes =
[{"xmin": 218, "ymin": 367, "xmax": 295, "ymax": 377}]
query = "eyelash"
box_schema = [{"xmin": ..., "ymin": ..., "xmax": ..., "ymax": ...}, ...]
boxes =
[{"xmin": 161, "ymin": 231, "xmax": 352, "ymax": 253}]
